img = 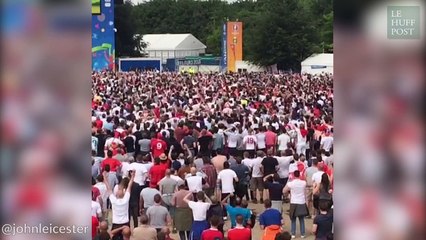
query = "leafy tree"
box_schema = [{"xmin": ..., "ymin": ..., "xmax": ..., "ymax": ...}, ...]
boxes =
[
  {"xmin": 115, "ymin": 1, "xmax": 145, "ymax": 57},
  {"xmin": 114, "ymin": 0, "xmax": 333, "ymax": 71}
]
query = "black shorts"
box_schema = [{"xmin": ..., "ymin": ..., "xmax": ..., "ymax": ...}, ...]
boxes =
[
  {"xmin": 228, "ymin": 148, "xmax": 238, "ymax": 157},
  {"xmin": 247, "ymin": 150, "xmax": 256, "ymax": 158}
]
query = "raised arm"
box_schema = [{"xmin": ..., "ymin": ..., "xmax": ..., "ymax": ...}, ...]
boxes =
[
  {"xmin": 168, "ymin": 145, "xmax": 174, "ymax": 161},
  {"xmin": 126, "ymin": 171, "xmax": 135, "ymax": 194},
  {"xmin": 204, "ymin": 192, "xmax": 212, "ymax": 204},
  {"xmin": 102, "ymin": 171, "xmax": 113, "ymax": 196},
  {"xmin": 183, "ymin": 192, "xmax": 192, "ymax": 204}
]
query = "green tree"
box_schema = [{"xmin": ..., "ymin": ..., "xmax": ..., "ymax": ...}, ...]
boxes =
[
  {"xmin": 115, "ymin": 0, "xmax": 333, "ymax": 70},
  {"xmin": 115, "ymin": 1, "xmax": 145, "ymax": 57}
]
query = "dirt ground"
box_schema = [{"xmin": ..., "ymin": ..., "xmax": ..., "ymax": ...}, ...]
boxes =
[
  {"xmin": 170, "ymin": 202, "xmax": 315, "ymax": 240},
  {"xmin": 107, "ymin": 200, "xmax": 316, "ymax": 239}
]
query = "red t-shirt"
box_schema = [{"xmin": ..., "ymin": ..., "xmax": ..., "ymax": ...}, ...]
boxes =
[
  {"xmin": 150, "ymin": 139, "xmax": 167, "ymax": 158},
  {"xmin": 154, "ymin": 107, "xmax": 161, "ymax": 119},
  {"xmin": 149, "ymin": 165, "xmax": 167, "ymax": 188},
  {"xmin": 201, "ymin": 228, "xmax": 224, "ymax": 240},
  {"xmin": 175, "ymin": 112, "xmax": 185, "ymax": 119},
  {"xmin": 92, "ymin": 216, "xmax": 99, "ymax": 239},
  {"xmin": 160, "ymin": 160, "xmax": 171, "ymax": 169},
  {"xmin": 95, "ymin": 119, "xmax": 103, "ymax": 129},
  {"xmin": 174, "ymin": 128, "xmax": 185, "ymax": 142},
  {"xmin": 313, "ymin": 108, "xmax": 321, "ymax": 118},
  {"xmin": 92, "ymin": 186, "xmax": 100, "ymax": 201},
  {"xmin": 227, "ymin": 227, "xmax": 251, "ymax": 240},
  {"xmin": 101, "ymin": 158, "xmax": 122, "ymax": 172},
  {"xmin": 315, "ymin": 124, "xmax": 328, "ymax": 133}
]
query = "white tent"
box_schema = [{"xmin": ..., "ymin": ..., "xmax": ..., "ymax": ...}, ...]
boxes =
[
  {"xmin": 301, "ymin": 53, "xmax": 333, "ymax": 75},
  {"xmin": 139, "ymin": 33, "xmax": 207, "ymax": 64},
  {"xmin": 235, "ymin": 60, "xmax": 266, "ymax": 73}
]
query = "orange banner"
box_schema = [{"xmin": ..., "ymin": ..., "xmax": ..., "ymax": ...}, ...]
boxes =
[{"xmin": 226, "ymin": 22, "xmax": 243, "ymax": 72}]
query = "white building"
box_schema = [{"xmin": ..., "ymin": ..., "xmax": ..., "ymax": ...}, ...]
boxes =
[
  {"xmin": 138, "ymin": 33, "xmax": 207, "ymax": 64},
  {"xmin": 235, "ymin": 60, "xmax": 266, "ymax": 72},
  {"xmin": 301, "ymin": 53, "xmax": 333, "ymax": 75}
]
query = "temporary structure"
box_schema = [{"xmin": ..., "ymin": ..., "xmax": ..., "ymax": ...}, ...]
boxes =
[
  {"xmin": 301, "ymin": 53, "xmax": 333, "ymax": 75},
  {"xmin": 138, "ymin": 33, "xmax": 207, "ymax": 64}
]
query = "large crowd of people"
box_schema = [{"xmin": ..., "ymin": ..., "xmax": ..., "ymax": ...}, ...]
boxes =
[{"xmin": 91, "ymin": 71, "xmax": 334, "ymax": 240}]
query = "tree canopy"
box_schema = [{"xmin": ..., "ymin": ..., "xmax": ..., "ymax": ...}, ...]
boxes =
[{"xmin": 115, "ymin": 0, "xmax": 333, "ymax": 71}]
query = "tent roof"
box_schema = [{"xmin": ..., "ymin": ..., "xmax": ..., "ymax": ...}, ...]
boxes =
[
  {"xmin": 141, "ymin": 34, "xmax": 207, "ymax": 51},
  {"xmin": 301, "ymin": 53, "xmax": 333, "ymax": 66}
]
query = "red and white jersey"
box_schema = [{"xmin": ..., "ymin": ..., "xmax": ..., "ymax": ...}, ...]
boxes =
[
  {"xmin": 105, "ymin": 137, "xmax": 123, "ymax": 150},
  {"xmin": 243, "ymin": 135, "xmax": 257, "ymax": 150},
  {"xmin": 150, "ymin": 138, "xmax": 167, "ymax": 158}
]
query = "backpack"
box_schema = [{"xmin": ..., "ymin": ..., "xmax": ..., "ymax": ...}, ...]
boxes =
[{"xmin": 262, "ymin": 225, "xmax": 281, "ymax": 240}]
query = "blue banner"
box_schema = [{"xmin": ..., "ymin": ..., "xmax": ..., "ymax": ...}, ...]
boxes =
[
  {"xmin": 92, "ymin": 0, "xmax": 115, "ymax": 71},
  {"xmin": 221, "ymin": 23, "xmax": 227, "ymax": 72}
]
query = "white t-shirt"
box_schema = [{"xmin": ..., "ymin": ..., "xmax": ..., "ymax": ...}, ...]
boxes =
[
  {"xmin": 217, "ymin": 169, "xmax": 237, "ymax": 193},
  {"xmin": 140, "ymin": 187, "xmax": 161, "ymax": 208},
  {"xmin": 289, "ymin": 161, "xmax": 299, "ymax": 172},
  {"xmin": 185, "ymin": 172, "xmax": 205, "ymax": 179},
  {"xmin": 130, "ymin": 162, "xmax": 148, "ymax": 186},
  {"xmin": 324, "ymin": 155, "xmax": 333, "ymax": 166},
  {"xmin": 121, "ymin": 162, "xmax": 131, "ymax": 176},
  {"xmin": 110, "ymin": 192, "xmax": 130, "ymax": 224},
  {"xmin": 188, "ymin": 201, "xmax": 211, "ymax": 221},
  {"xmin": 94, "ymin": 182, "xmax": 108, "ymax": 211},
  {"xmin": 105, "ymin": 138, "xmax": 123, "ymax": 149},
  {"xmin": 92, "ymin": 136, "xmax": 98, "ymax": 152},
  {"xmin": 91, "ymin": 200, "xmax": 102, "ymax": 217},
  {"xmin": 287, "ymin": 179, "xmax": 307, "ymax": 204},
  {"xmin": 275, "ymin": 156, "xmax": 292, "ymax": 179},
  {"xmin": 321, "ymin": 136, "xmax": 333, "ymax": 152},
  {"xmin": 242, "ymin": 158, "xmax": 254, "ymax": 170},
  {"xmin": 142, "ymin": 162, "xmax": 154, "ymax": 173},
  {"xmin": 163, "ymin": 175, "xmax": 184, "ymax": 186},
  {"xmin": 251, "ymin": 157, "xmax": 264, "ymax": 178},
  {"xmin": 272, "ymin": 122, "xmax": 280, "ymax": 130},
  {"xmin": 256, "ymin": 133, "xmax": 266, "ymax": 149},
  {"xmin": 226, "ymin": 132, "xmax": 240, "ymax": 148},
  {"xmin": 312, "ymin": 171, "xmax": 325, "ymax": 185},
  {"xmin": 243, "ymin": 135, "xmax": 257, "ymax": 150},
  {"xmin": 296, "ymin": 128, "xmax": 307, "ymax": 144},
  {"xmin": 186, "ymin": 175, "xmax": 203, "ymax": 193},
  {"xmin": 113, "ymin": 185, "xmax": 120, "ymax": 195},
  {"xmin": 277, "ymin": 134, "xmax": 291, "ymax": 151}
]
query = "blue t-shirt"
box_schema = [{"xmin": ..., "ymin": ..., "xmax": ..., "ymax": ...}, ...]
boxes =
[
  {"xmin": 259, "ymin": 208, "xmax": 282, "ymax": 227},
  {"xmin": 225, "ymin": 205, "xmax": 252, "ymax": 228}
]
